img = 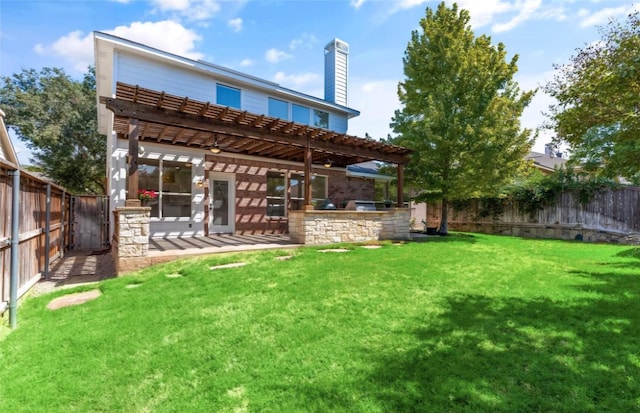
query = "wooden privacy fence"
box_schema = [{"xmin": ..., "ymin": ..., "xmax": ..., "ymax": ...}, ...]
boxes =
[
  {"xmin": 0, "ymin": 160, "xmax": 109, "ymax": 315},
  {"xmin": 423, "ymin": 187, "xmax": 640, "ymax": 243}
]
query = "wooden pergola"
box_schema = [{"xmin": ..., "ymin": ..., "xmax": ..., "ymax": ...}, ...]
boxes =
[{"xmin": 100, "ymin": 82, "xmax": 412, "ymax": 209}]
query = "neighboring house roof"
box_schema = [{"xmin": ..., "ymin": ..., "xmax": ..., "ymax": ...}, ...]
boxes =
[
  {"xmin": 526, "ymin": 151, "xmax": 573, "ymax": 173},
  {"xmin": 94, "ymin": 31, "xmax": 360, "ymax": 137},
  {"xmin": 346, "ymin": 161, "xmax": 393, "ymax": 181},
  {"xmin": 0, "ymin": 108, "xmax": 19, "ymax": 167}
]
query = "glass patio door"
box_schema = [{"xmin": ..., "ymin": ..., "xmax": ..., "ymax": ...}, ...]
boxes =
[{"xmin": 208, "ymin": 173, "xmax": 235, "ymax": 234}]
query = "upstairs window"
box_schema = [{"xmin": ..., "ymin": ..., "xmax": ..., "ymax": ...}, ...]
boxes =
[
  {"xmin": 313, "ymin": 109, "xmax": 329, "ymax": 129},
  {"xmin": 268, "ymin": 98, "xmax": 288, "ymax": 119},
  {"xmin": 216, "ymin": 84, "xmax": 241, "ymax": 109},
  {"xmin": 292, "ymin": 104, "xmax": 310, "ymax": 125}
]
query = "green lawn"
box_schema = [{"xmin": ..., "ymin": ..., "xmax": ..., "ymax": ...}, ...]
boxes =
[{"xmin": 1, "ymin": 234, "xmax": 640, "ymax": 412}]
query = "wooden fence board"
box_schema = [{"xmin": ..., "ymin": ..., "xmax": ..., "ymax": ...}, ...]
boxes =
[
  {"xmin": 0, "ymin": 164, "xmax": 109, "ymax": 315},
  {"xmin": 425, "ymin": 187, "xmax": 640, "ymax": 234}
]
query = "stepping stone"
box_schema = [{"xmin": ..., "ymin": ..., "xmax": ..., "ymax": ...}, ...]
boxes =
[
  {"xmin": 361, "ymin": 245, "xmax": 382, "ymax": 249},
  {"xmin": 46, "ymin": 289, "xmax": 101, "ymax": 310},
  {"xmin": 318, "ymin": 248, "xmax": 350, "ymax": 253},
  {"xmin": 165, "ymin": 273, "xmax": 183, "ymax": 278},
  {"xmin": 275, "ymin": 256, "xmax": 293, "ymax": 261},
  {"xmin": 126, "ymin": 284, "xmax": 142, "ymax": 289},
  {"xmin": 210, "ymin": 262, "xmax": 247, "ymax": 270}
]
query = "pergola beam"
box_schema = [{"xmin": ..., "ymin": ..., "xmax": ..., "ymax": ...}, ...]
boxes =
[
  {"xmin": 102, "ymin": 97, "xmax": 410, "ymax": 165},
  {"xmin": 126, "ymin": 118, "xmax": 141, "ymax": 207}
]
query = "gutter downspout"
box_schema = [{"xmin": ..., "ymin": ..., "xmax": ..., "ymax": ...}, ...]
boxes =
[{"xmin": 9, "ymin": 168, "xmax": 20, "ymax": 328}]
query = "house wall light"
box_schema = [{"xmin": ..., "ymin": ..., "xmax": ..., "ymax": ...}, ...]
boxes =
[
  {"xmin": 196, "ymin": 179, "xmax": 204, "ymax": 188},
  {"xmin": 323, "ymin": 159, "xmax": 333, "ymax": 168},
  {"xmin": 210, "ymin": 142, "xmax": 221, "ymax": 154}
]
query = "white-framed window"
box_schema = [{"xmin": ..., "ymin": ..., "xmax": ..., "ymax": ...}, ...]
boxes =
[
  {"xmin": 290, "ymin": 173, "xmax": 327, "ymax": 210},
  {"xmin": 268, "ymin": 97, "xmax": 288, "ymax": 119},
  {"xmin": 292, "ymin": 104, "xmax": 310, "ymax": 125},
  {"xmin": 313, "ymin": 109, "xmax": 329, "ymax": 129},
  {"xmin": 266, "ymin": 171, "xmax": 286, "ymax": 217},
  {"xmin": 138, "ymin": 159, "xmax": 192, "ymax": 218},
  {"xmin": 216, "ymin": 84, "xmax": 241, "ymax": 109}
]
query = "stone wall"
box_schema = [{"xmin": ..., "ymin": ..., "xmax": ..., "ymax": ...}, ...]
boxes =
[
  {"xmin": 112, "ymin": 206, "xmax": 151, "ymax": 274},
  {"xmin": 451, "ymin": 221, "xmax": 640, "ymax": 245},
  {"xmin": 289, "ymin": 209, "xmax": 410, "ymax": 245}
]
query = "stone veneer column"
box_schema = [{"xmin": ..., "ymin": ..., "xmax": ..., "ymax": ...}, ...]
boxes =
[{"xmin": 112, "ymin": 206, "xmax": 150, "ymax": 275}]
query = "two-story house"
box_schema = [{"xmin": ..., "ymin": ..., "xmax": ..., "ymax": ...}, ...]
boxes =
[{"xmin": 95, "ymin": 32, "xmax": 410, "ymax": 239}]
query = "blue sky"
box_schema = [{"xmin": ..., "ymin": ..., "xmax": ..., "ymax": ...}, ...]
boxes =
[{"xmin": 1, "ymin": 0, "xmax": 639, "ymax": 164}]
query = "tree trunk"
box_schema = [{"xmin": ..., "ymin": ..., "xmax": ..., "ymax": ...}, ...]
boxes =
[{"xmin": 439, "ymin": 197, "xmax": 449, "ymax": 235}]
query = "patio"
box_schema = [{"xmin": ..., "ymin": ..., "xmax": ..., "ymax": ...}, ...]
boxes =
[{"xmin": 148, "ymin": 233, "xmax": 299, "ymax": 256}]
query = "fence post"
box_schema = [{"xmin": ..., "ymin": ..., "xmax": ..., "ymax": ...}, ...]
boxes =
[
  {"xmin": 70, "ymin": 196, "xmax": 75, "ymax": 250},
  {"xmin": 8, "ymin": 168, "xmax": 20, "ymax": 328},
  {"xmin": 44, "ymin": 183, "xmax": 51, "ymax": 279},
  {"xmin": 61, "ymin": 190, "xmax": 66, "ymax": 251}
]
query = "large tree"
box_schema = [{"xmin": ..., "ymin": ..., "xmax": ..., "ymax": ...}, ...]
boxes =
[
  {"xmin": 545, "ymin": 12, "xmax": 640, "ymax": 184},
  {"xmin": 391, "ymin": 2, "xmax": 534, "ymax": 234},
  {"xmin": 0, "ymin": 67, "xmax": 106, "ymax": 194}
]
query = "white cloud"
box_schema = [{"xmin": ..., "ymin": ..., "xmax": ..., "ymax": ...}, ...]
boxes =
[
  {"xmin": 273, "ymin": 71, "xmax": 319, "ymax": 90},
  {"xmin": 535, "ymin": 5, "xmax": 567, "ymax": 22},
  {"xmin": 491, "ymin": 0, "xmax": 542, "ymax": 33},
  {"xmin": 239, "ymin": 58, "xmax": 254, "ymax": 67},
  {"xmin": 347, "ymin": 79, "xmax": 399, "ymax": 139},
  {"xmin": 228, "ymin": 17, "xmax": 243, "ymax": 32},
  {"xmin": 36, "ymin": 30, "xmax": 94, "ymax": 72},
  {"xmin": 383, "ymin": 0, "xmax": 566, "ymax": 32},
  {"xmin": 150, "ymin": 0, "xmax": 221, "ymax": 21},
  {"xmin": 350, "ymin": 0, "xmax": 366, "ymax": 9},
  {"xmin": 454, "ymin": 0, "xmax": 512, "ymax": 28},
  {"xmin": 36, "ymin": 20, "xmax": 203, "ymax": 73},
  {"xmin": 289, "ymin": 33, "xmax": 318, "ymax": 50},
  {"xmin": 579, "ymin": 4, "xmax": 640, "ymax": 28},
  {"xmin": 151, "ymin": 0, "xmax": 190, "ymax": 9},
  {"xmin": 397, "ymin": 0, "xmax": 427, "ymax": 10},
  {"xmin": 109, "ymin": 20, "xmax": 203, "ymax": 59},
  {"xmin": 265, "ymin": 48, "xmax": 292, "ymax": 63}
]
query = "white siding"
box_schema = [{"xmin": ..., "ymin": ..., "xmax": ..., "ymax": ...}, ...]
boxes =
[
  {"xmin": 117, "ymin": 53, "xmax": 214, "ymax": 102},
  {"xmin": 243, "ymin": 89, "xmax": 266, "ymax": 114},
  {"xmin": 329, "ymin": 112, "xmax": 348, "ymax": 134},
  {"xmin": 116, "ymin": 52, "xmax": 350, "ymax": 133}
]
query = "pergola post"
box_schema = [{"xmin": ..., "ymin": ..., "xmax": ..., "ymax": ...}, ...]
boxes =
[
  {"xmin": 303, "ymin": 136, "xmax": 314, "ymax": 210},
  {"xmin": 126, "ymin": 118, "xmax": 141, "ymax": 207},
  {"xmin": 397, "ymin": 163, "xmax": 404, "ymax": 208}
]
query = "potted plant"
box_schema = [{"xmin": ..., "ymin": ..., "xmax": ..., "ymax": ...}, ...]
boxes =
[{"xmin": 138, "ymin": 189, "xmax": 158, "ymax": 205}]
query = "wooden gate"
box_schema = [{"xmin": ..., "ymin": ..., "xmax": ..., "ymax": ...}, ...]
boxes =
[{"xmin": 69, "ymin": 196, "xmax": 110, "ymax": 250}]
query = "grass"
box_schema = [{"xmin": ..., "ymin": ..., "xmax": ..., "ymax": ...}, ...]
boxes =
[{"xmin": 1, "ymin": 233, "xmax": 640, "ymax": 412}]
